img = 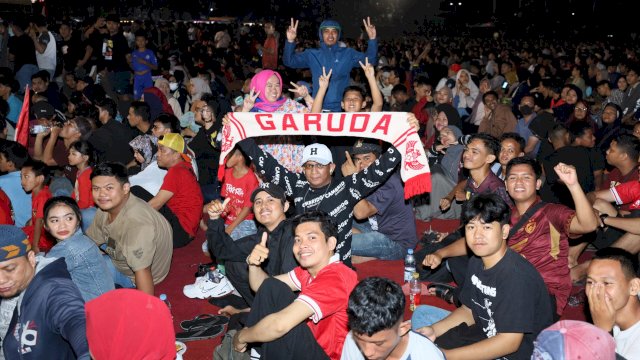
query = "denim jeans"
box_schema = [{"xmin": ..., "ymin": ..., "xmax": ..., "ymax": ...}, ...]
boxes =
[
  {"xmin": 351, "ymin": 221, "xmax": 406, "ymax": 260},
  {"xmin": 101, "ymin": 253, "xmax": 135, "ymax": 288},
  {"xmin": 81, "ymin": 207, "xmax": 97, "ymax": 233},
  {"xmin": 411, "ymin": 305, "xmax": 451, "ymax": 331}
]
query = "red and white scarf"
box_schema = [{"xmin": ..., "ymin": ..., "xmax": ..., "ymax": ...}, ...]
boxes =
[{"xmin": 219, "ymin": 112, "xmax": 431, "ymax": 199}]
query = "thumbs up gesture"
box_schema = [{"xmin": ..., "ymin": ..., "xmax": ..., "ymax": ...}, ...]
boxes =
[
  {"xmin": 341, "ymin": 151, "xmax": 358, "ymax": 177},
  {"xmin": 206, "ymin": 198, "xmax": 231, "ymax": 220},
  {"xmin": 247, "ymin": 232, "xmax": 270, "ymax": 266}
]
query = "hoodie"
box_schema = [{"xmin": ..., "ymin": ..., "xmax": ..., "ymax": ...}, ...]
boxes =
[{"xmin": 283, "ymin": 20, "xmax": 378, "ymax": 112}]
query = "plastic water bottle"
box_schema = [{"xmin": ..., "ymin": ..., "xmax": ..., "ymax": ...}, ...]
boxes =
[
  {"xmin": 409, "ymin": 272, "xmax": 421, "ymax": 311},
  {"xmin": 159, "ymin": 293, "xmax": 172, "ymax": 318},
  {"xmin": 404, "ymin": 249, "xmax": 416, "ymax": 282}
]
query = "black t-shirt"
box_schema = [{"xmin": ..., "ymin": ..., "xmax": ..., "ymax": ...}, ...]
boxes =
[
  {"xmin": 101, "ymin": 32, "xmax": 130, "ymax": 72},
  {"xmin": 7, "ymin": 34, "xmax": 37, "ymax": 70},
  {"xmin": 528, "ymin": 112, "xmax": 555, "ymax": 163},
  {"xmin": 540, "ymin": 145, "xmax": 594, "ymax": 208},
  {"xmin": 88, "ymin": 119, "xmax": 135, "ymax": 164},
  {"xmin": 60, "ymin": 34, "xmax": 84, "ymax": 72},
  {"xmin": 459, "ymin": 249, "xmax": 554, "ymax": 360}
]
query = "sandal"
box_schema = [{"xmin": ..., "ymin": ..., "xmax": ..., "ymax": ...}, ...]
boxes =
[
  {"xmin": 179, "ymin": 314, "xmax": 230, "ymax": 331},
  {"xmin": 428, "ymin": 283, "xmax": 458, "ymax": 305},
  {"xmin": 176, "ymin": 324, "xmax": 225, "ymax": 342}
]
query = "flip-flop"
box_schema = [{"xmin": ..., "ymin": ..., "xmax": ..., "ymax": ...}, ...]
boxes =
[
  {"xmin": 176, "ymin": 324, "xmax": 225, "ymax": 342},
  {"xmin": 179, "ymin": 314, "xmax": 230, "ymax": 331},
  {"xmin": 427, "ymin": 282, "xmax": 457, "ymax": 305}
]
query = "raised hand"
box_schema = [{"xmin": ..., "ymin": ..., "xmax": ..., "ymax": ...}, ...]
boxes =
[
  {"xmin": 288, "ymin": 82, "xmax": 309, "ymax": 98},
  {"xmin": 586, "ymin": 282, "xmax": 616, "ymax": 332},
  {"xmin": 554, "ymin": 162, "xmax": 578, "ymax": 187},
  {"xmin": 359, "ymin": 57, "xmax": 375, "ymax": 79},
  {"xmin": 242, "ymin": 88, "xmax": 260, "ymax": 112},
  {"xmin": 362, "ymin": 17, "xmax": 376, "ymax": 40},
  {"xmin": 341, "ymin": 151, "xmax": 358, "ymax": 177},
  {"xmin": 286, "ymin": 18, "xmax": 298, "ymax": 42},
  {"xmin": 206, "ymin": 198, "xmax": 231, "ymax": 220},
  {"xmin": 318, "ymin": 67, "xmax": 332, "ymax": 90},
  {"xmin": 423, "ymin": 252, "xmax": 443, "ymax": 269},
  {"xmin": 247, "ymin": 232, "xmax": 270, "ymax": 266},
  {"xmin": 406, "ymin": 113, "xmax": 420, "ymax": 132}
]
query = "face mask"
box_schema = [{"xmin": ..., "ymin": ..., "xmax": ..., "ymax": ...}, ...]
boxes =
[
  {"xmin": 169, "ymin": 82, "xmax": 178, "ymax": 91},
  {"xmin": 519, "ymin": 105, "xmax": 534, "ymax": 116}
]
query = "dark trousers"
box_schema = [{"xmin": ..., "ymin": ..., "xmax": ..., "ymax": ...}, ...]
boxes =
[
  {"xmin": 131, "ymin": 186, "xmax": 193, "ymax": 248},
  {"xmin": 246, "ymin": 278, "xmax": 329, "ymax": 360},
  {"xmin": 225, "ymin": 261, "xmax": 254, "ymax": 306}
]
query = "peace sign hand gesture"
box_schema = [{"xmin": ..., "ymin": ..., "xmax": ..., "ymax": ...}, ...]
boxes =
[
  {"xmin": 288, "ymin": 82, "xmax": 309, "ymax": 98},
  {"xmin": 359, "ymin": 57, "xmax": 375, "ymax": 80},
  {"xmin": 318, "ymin": 67, "xmax": 333, "ymax": 90},
  {"xmin": 242, "ymin": 88, "xmax": 260, "ymax": 112},
  {"xmin": 287, "ymin": 18, "xmax": 299, "ymax": 42},
  {"xmin": 362, "ymin": 17, "xmax": 376, "ymax": 40}
]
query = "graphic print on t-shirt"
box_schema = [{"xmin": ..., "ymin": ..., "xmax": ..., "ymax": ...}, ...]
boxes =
[{"xmin": 470, "ymin": 274, "xmax": 497, "ymax": 338}]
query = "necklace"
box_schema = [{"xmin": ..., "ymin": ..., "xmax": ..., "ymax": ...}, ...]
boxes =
[{"xmin": 303, "ymin": 180, "xmax": 332, "ymax": 211}]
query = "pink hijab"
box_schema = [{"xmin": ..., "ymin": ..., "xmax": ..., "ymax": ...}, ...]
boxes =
[{"xmin": 249, "ymin": 70, "xmax": 287, "ymax": 112}]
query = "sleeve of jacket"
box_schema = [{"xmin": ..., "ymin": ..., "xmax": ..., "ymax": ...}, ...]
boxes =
[
  {"xmin": 237, "ymin": 138, "xmax": 302, "ymax": 196},
  {"xmin": 46, "ymin": 280, "xmax": 91, "ymax": 360},
  {"xmin": 283, "ymin": 41, "xmax": 309, "ymax": 69},
  {"xmin": 496, "ymin": 105, "xmax": 517, "ymax": 134},
  {"xmin": 350, "ymin": 145, "xmax": 400, "ymax": 200},
  {"xmin": 360, "ymin": 39, "xmax": 378, "ymax": 66},
  {"xmin": 207, "ymin": 218, "xmax": 257, "ymax": 262}
]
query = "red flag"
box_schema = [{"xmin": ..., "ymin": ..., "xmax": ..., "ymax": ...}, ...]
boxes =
[{"xmin": 14, "ymin": 85, "xmax": 30, "ymax": 147}]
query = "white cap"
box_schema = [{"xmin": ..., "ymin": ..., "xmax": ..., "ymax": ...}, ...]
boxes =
[{"xmin": 301, "ymin": 143, "xmax": 333, "ymax": 165}]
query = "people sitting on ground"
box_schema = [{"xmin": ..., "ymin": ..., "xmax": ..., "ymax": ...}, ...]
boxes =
[
  {"xmin": 0, "ymin": 225, "xmax": 89, "ymax": 359},
  {"xmin": 413, "ymin": 193, "xmax": 554, "ymax": 359},
  {"xmin": 89, "ymin": 97, "xmax": 136, "ymax": 165},
  {"xmin": 43, "ymin": 196, "xmax": 114, "ymax": 301},
  {"xmin": 492, "ymin": 132, "xmax": 525, "ymax": 180},
  {"xmin": 342, "ymin": 277, "xmax": 444, "ymax": 359},
  {"xmin": 343, "ymin": 139, "xmax": 417, "ymax": 264},
  {"xmin": 0, "ymin": 141, "xmax": 31, "ymax": 227},
  {"xmin": 586, "ymin": 247, "xmax": 640, "ymax": 358},
  {"xmin": 532, "ymin": 320, "xmax": 616, "ymax": 360},
  {"xmin": 20, "ymin": 159, "xmax": 55, "ymax": 253},
  {"xmin": 229, "ymin": 211, "xmax": 358, "ymax": 360},
  {"xmin": 87, "ymin": 162, "xmax": 173, "ymax": 295}
]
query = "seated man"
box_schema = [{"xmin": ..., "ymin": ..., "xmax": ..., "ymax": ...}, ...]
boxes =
[
  {"xmin": 342, "ymin": 277, "xmax": 444, "ymax": 359},
  {"xmin": 87, "ymin": 162, "xmax": 173, "ymax": 295},
  {"xmin": 231, "ymin": 211, "xmax": 358, "ymax": 360},
  {"xmin": 343, "ymin": 139, "xmax": 417, "ymax": 263},
  {"xmin": 132, "ymin": 133, "xmax": 203, "ymax": 248},
  {"xmin": 586, "ymin": 247, "xmax": 640, "ymax": 359},
  {"xmin": 415, "ymin": 194, "xmax": 554, "ymax": 359},
  {"xmin": 0, "ymin": 225, "xmax": 89, "ymax": 359}
]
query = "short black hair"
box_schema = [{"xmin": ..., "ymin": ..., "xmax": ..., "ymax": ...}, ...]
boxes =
[
  {"xmin": 593, "ymin": 247, "xmax": 639, "ymax": 279},
  {"xmin": 129, "ymin": 101, "xmax": 151, "ymax": 123},
  {"xmin": 31, "ymin": 70, "xmax": 50, "ymax": 83},
  {"xmin": 468, "ymin": 133, "xmax": 500, "ymax": 156},
  {"xmin": 95, "ymin": 97, "xmax": 118, "ymax": 119},
  {"xmin": 44, "ymin": 196, "xmax": 82, "ymax": 227},
  {"xmin": 482, "ymin": 91, "xmax": 499, "ymax": 103},
  {"xmin": 499, "ymin": 132, "xmax": 525, "ymax": 153},
  {"xmin": 549, "ymin": 123, "xmax": 568, "ymax": 142},
  {"xmin": 22, "ymin": 159, "xmax": 51, "ymax": 184},
  {"xmin": 414, "ymin": 76, "xmax": 429, "ymax": 87},
  {"xmin": 0, "ymin": 141, "xmax": 29, "ymax": 169},
  {"xmin": 342, "ymin": 86, "xmax": 366, "ymax": 101},
  {"xmin": 347, "ymin": 277, "xmax": 405, "ymax": 336},
  {"xmin": 70, "ymin": 140, "xmax": 96, "ymax": 167},
  {"xmin": 505, "ymin": 156, "xmax": 542, "ymax": 179},
  {"xmin": 612, "ymin": 134, "xmax": 640, "ymax": 162},
  {"xmin": 391, "ymin": 84, "xmax": 407, "ymax": 95},
  {"xmin": 596, "ymin": 79, "xmax": 611, "ymax": 89},
  {"xmin": 134, "ymin": 30, "xmax": 147, "ymax": 39},
  {"xmin": 154, "ymin": 113, "xmax": 181, "ymax": 133},
  {"xmin": 90, "ymin": 162, "xmax": 129, "ymax": 185},
  {"xmin": 292, "ymin": 211, "xmax": 338, "ymax": 241},
  {"xmin": 461, "ymin": 193, "xmax": 511, "ymax": 227},
  {"xmin": 568, "ymin": 121, "xmax": 594, "ymax": 144}
]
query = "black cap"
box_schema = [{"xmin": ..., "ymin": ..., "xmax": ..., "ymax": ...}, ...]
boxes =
[
  {"xmin": 250, "ymin": 182, "xmax": 286, "ymax": 203},
  {"xmin": 32, "ymin": 101, "xmax": 55, "ymax": 119},
  {"xmin": 105, "ymin": 14, "xmax": 120, "ymax": 23},
  {"xmin": 351, "ymin": 138, "xmax": 381, "ymax": 155}
]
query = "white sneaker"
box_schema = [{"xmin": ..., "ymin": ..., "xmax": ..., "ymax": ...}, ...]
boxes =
[{"xmin": 183, "ymin": 269, "xmax": 235, "ymax": 299}]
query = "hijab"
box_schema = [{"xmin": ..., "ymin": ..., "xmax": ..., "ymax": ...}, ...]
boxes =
[
  {"xmin": 143, "ymin": 87, "xmax": 173, "ymax": 121},
  {"xmin": 190, "ymin": 77, "xmax": 212, "ymax": 102},
  {"xmin": 249, "ymin": 70, "xmax": 287, "ymax": 112}
]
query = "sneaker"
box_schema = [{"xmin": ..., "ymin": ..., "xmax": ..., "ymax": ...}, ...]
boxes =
[{"xmin": 183, "ymin": 269, "xmax": 235, "ymax": 299}]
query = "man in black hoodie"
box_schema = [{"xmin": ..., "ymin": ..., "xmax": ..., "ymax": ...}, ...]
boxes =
[{"xmin": 0, "ymin": 225, "xmax": 89, "ymax": 359}]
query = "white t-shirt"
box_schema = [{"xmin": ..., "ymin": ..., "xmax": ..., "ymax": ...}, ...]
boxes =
[
  {"xmin": 36, "ymin": 30, "xmax": 57, "ymax": 72},
  {"xmin": 341, "ymin": 330, "xmax": 444, "ymax": 360},
  {"xmin": 129, "ymin": 161, "xmax": 167, "ymax": 195},
  {"xmin": 614, "ymin": 321, "xmax": 640, "ymax": 359}
]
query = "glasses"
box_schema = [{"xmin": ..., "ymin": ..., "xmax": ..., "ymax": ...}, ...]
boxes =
[
  {"xmin": 575, "ymin": 107, "xmax": 588, "ymax": 111},
  {"xmin": 302, "ymin": 163, "xmax": 329, "ymax": 170}
]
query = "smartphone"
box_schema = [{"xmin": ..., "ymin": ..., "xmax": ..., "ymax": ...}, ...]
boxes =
[{"xmin": 501, "ymin": 81, "xmax": 509, "ymax": 90}]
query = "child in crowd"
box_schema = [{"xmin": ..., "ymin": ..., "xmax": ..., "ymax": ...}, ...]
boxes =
[
  {"xmin": 20, "ymin": 159, "xmax": 55, "ymax": 253},
  {"xmin": 130, "ymin": 31, "xmax": 158, "ymax": 100},
  {"xmin": 0, "ymin": 142, "xmax": 31, "ymax": 227},
  {"xmin": 68, "ymin": 141, "xmax": 95, "ymax": 210}
]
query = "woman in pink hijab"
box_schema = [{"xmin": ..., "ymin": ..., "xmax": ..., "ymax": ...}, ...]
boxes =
[{"xmin": 241, "ymin": 69, "xmax": 312, "ymax": 172}]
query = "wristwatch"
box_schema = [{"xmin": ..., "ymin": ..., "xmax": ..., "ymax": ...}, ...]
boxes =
[{"xmin": 599, "ymin": 213, "xmax": 609, "ymax": 227}]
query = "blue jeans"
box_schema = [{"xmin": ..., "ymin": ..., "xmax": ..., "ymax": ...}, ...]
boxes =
[
  {"xmin": 411, "ymin": 305, "xmax": 451, "ymax": 331},
  {"xmin": 351, "ymin": 221, "xmax": 406, "ymax": 260},
  {"xmin": 81, "ymin": 207, "xmax": 97, "ymax": 233},
  {"xmin": 101, "ymin": 253, "xmax": 135, "ymax": 288},
  {"xmin": 227, "ymin": 220, "xmax": 258, "ymax": 240}
]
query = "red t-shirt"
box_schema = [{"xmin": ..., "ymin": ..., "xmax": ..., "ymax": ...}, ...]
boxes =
[
  {"xmin": 0, "ymin": 189, "xmax": 13, "ymax": 225},
  {"xmin": 611, "ymin": 181, "xmax": 640, "ymax": 211},
  {"xmin": 604, "ymin": 165, "xmax": 639, "ymax": 190},
  {"xmin": 74, "ymin": 167, "xmax": 94, "ymax": 209},
  {"xmin": 160, "ymin": 161, "xmax": 203, "ymax": 236},
  {"xmin": 288, "ymin": 257, "xmax": 358, "ymax": 360},
  {"xmin": 509, "ymin": 199, "xmax": 576, "ymax": 315},
  {"xmin": 220, "ymin": 168, "xmax": 258, "ymax": 225},
  {"xmin": 24, "ymin": 186, "xmax": 55, "ymax": 252}
]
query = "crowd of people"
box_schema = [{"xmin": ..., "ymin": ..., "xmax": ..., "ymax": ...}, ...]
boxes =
[{"xmin": 0, "ymin": 9, "xmax": 640, "ymax": 360}]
